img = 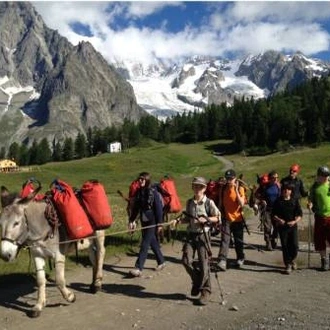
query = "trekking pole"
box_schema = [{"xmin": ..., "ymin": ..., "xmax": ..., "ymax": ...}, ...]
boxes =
[
  {"xmin": 308, "ymin": 209, "xmax": 312, "ymax": 269},
  {"xmin": 214, "ymin": 269, "xmax": 226, "ymax": 305}
]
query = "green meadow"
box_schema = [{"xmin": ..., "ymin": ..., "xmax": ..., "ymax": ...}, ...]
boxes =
[{"xmin": 0, "ymin": 140, "xmax": 329, "ymax": 275}]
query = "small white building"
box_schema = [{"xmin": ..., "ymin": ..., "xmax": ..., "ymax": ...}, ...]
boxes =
[{"xmin": 108, "ymin": 141, "xmax": 122, "ymax": 153}]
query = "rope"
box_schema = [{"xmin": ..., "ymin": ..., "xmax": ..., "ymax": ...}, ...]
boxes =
[{"xmin": 22, "ymin": 222, "xmax": 174, "ymax": 249}]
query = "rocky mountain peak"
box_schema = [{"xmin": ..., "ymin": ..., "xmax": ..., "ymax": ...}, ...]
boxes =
[{"xmin": 0, "ymin": 2, "xmax": 144, "ymax": 149}]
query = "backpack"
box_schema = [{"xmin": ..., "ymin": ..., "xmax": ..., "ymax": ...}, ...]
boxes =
[
  {"xmin": 51, "ymin": 179, "xmax": 94, "ymax": 240},
  {"xmin": 205, "ymin": 179, "xmax": 220, "ymax": 203},
  {"xmin": 204, "ymin": 197, "xmax": 221, "ymax": 237},
  {"xmin": 159, "ymin": 176, "xmax": 182, "ymax": 213},
  {"xmin": 79, "ymin": 180, "xmax": 113, "ymax": 230},
  {"xmin": 20, "ymin": 178, "xmax": 44, "ymax": 201}
]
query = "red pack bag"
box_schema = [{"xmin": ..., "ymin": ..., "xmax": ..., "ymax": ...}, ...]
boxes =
[
  {"xmin": 20, "ymin": 178, "xmax": 45, "ymax": 201},
  {"xmin": 80, "ymin": 180, "xmax": 113, "ymax": 230},
  {"xmin": 159, "ymin": 176, "xmax": 182, "ymax": 213},
  {"xmin": 51, "ymin": 179, "xmax": 94, "ymax": 240},
  {"xmin": 205, "ymin": 179, "xmax": 220, "ymax": 203},
  {"xmin": 129, "ymin": 179, "xmax": 140, "ymax": 199}
]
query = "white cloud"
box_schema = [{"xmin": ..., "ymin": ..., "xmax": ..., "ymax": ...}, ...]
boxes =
[
  {"xmin": 125, "ymin": 1, "xmax": 183, "ymax": 18},
  {"xmin": 33, "ymin": 1, "xmax": 330, "ymax": 64}
]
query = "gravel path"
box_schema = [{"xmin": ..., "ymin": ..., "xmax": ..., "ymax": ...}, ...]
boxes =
[{"xmin": 0, "ymin": 212, "xmax": 329, "ymax": 330}]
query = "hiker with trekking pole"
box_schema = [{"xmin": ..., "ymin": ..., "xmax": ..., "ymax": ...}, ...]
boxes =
[
  {"xmin": 307, "ymin": 166, "xmax": 330, "ymax": 271},
  {"xmin": 171, "ymin": 176, "xmax": 221, "ymax": 306},
  {"xmin": 217, "ymin": 169, "xmax": 247, "ymax": 271}
]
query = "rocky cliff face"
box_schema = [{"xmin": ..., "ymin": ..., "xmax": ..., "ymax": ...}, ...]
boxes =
[
  {"xmin": 0, "ymin": 2, "xmax": 144, "ymax": 148},
  {"xmin": 236, "ymin": 50, "xmax": 329, "ymax": 94}
]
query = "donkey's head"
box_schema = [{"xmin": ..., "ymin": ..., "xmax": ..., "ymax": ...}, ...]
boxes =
[{"xmin": 0, "ymin": 186, "xmax": 40, "ymax": 261}]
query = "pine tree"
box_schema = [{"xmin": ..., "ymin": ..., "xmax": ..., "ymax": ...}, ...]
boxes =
[{"xmin": 62, "ymin": 137, "xmax": 74, "ymax": 161}]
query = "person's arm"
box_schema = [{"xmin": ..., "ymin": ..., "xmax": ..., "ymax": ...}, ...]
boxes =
[
  {"xmin": 287, "ymin": 200, "xmax": 303, "ymax": 227},
  {"xmin": 198, "ymin": 199, "xmax": 221, "ymax": 225},
  {"xmin": 235, "ymin": 183, "xmax": 246, "ymax": 207},
  {"xmin": 272, "ymin": 200, "xmax": 285, "ymax": 226},
  {"xmin": 299, "ymin": 179, "xmax": 309, "ymax": 198}
]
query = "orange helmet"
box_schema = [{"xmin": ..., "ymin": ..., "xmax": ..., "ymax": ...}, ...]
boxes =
[
  {"xmin": 260, "ymin": 174, "xmax": 269, "ymax": 185},
  {"xmin": 290, "ymin": 164, "xmax": 300, "ymax": 173}
]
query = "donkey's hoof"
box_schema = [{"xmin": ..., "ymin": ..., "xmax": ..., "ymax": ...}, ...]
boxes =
[
  {"xmin": 90, "ymin": 284, "xmax": 102, "ymax": 294},
  {"xmin": 28, "ymin": 309, "xmax": 41, "ymax": 318}
]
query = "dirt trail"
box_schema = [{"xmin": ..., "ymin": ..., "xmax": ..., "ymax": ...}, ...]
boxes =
[{"xmin": 0, "ymin": 212, "xmax": 329, "ymax": 330}]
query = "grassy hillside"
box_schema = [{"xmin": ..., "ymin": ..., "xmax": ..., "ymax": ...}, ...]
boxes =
[{"xmin": 0, "ymin": 140, "xmax": 329, "ymax": 275}]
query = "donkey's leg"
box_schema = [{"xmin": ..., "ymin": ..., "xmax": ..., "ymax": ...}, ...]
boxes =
[
  {"xmin": 88, "ymin": 230, "xmax": 105, "ymax": 293},
  {"xmin": 55, "ymin": 253, "xmax": 76, "ymax": 303},
  {"xmin": 30, "ymin": 256, "xmax": 47, "ymax": 317}
]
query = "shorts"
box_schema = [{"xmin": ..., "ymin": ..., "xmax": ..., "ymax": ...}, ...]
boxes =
[{"xmin": 314, "ymin": 215, "xmax": 330, "ymax": 251}]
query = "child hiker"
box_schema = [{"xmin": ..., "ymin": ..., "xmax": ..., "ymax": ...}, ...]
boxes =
[{"xmin": 172, "ymin": 177, "xmax": 221, "ymax": 305}]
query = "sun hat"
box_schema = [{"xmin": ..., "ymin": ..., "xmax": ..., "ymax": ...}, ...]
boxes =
[{"xmin": 192, "ymin": 177, "xmax": 207, "ymax": 186}]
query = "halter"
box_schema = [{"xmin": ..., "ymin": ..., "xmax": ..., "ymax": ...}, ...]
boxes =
[{"xmin": 1, "ymin": 211, "xmax": 29, "ymax": 250}]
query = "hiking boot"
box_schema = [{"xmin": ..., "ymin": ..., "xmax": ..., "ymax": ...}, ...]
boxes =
[
  {"xmin": 129, "ymin": 269, "xmax": 142, "ymax": 277},
  {"xmin": 198, "ymin": 290, "xmax": 210, "ymax": 305},
  {"xmin": 155, "ymin": 263, "xmax": 166, "ymax": 271},
  {"xmin": 236, "ymin": 259, "xmax": 245, "ymax": 268},
  {"xmin": 217, "ymin": 259, "xmax": 227, "ymax": 271},
  {"xmin": 321, "ymin": 257, "xmax": 329, "ymax": 271},
  {"xmin": 265, "ymin": 241, "xmax": 273, "ymax": 251},
  {"xmin": 190, "ymin": 285, "xmax": 200, "ymax": 297},
  {"xmin": 291, "ymin": 261, "xmax": 298, "ymax": 270},
  {"xmin": 271, "ymin": 239, "xmax": 277, "ymax": 249},
  {"xmin": 285, "ymin": 264, "xmax": 292, "ymax": 275}
]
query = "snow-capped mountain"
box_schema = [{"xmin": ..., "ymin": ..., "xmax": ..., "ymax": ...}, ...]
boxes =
[{"xmin": 113, "ymin": 52, "xmax": 330, "ymax": 120}]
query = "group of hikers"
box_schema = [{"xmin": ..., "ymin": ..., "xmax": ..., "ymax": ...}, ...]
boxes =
[{"xmin": 125, "ymin": 164, "xmax": 330, "ymax": 306}]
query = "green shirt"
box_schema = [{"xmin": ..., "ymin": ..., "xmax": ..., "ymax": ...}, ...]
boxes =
[{"xmin": 311, "ymin": 182, "xmax": 330, "ymax": 217}]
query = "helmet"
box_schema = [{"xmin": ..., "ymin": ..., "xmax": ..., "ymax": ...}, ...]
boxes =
[
  {"xmin": 290, "ymin": 164, "xmax": 300, "ymax": 173},
  {"xmin": 317, "ymin": 166, "xmax": 330, "ymax": 177},
  {"xmin": 259, "ymin": 174, "xmax": 269, "ymax": 185}
]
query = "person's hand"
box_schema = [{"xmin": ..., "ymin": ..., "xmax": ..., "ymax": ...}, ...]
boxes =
[
  {"xmin": 252, "ymin": 204, "xmax": 259, "ymax": 215},
  {"xmin": 157, "ymin": 225, "xmax": 163, "ymax": 235},
  {"xmin": 128, "ymin": 221, "xmax": 136, "ymax": 234},
  {"xmin": 170, "ymin": 219, "xmax": 178, "ymax": 230},
  {"xmin": 307, "ymin": 201, "xmax": 313, "ymax": 210},
  {"xmin": 198, "ymin": 216, "xmax": 208, "ymax": 224},
  {"xmin": 287, "ymin": 220, "xmax": 297, "ymax": 227}
]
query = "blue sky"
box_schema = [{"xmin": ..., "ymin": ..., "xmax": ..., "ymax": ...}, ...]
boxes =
[{"xmin": 33, "ymin": 2, "xmax": 330, "ymax": 64}]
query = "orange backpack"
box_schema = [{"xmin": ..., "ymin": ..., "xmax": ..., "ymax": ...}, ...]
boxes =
[
  {"xmin": 80, "ymin": 180, "xmax": 113, "ymax": 230},
  {"xmin": 159, "ymin": 177, "xmax": 182, "ymax": 213},
  {"xmin": 51, "ymin": 179, "xmax": 94, "ymax": 240}
]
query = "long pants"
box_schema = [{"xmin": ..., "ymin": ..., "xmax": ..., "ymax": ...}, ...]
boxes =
[
  {"xmin": 264, "ymin": 210, "xmax": 278, "ymax": 243},
  {"xmin": 219, "ymin": 219, "xmax": 244, "ymax": 261},
  {"xmin": 278, "ymin": 225, "xmax": 299, "ymax": 266},
  {"xmin": 182, "ymin": 232, "xmax": 211, "ymax": 293},
  {"xmin": 314, "ymin": 215, "xmax": 330, "ymax": 251},
  {"xmin": 135, "ymin": 225, "xmax": 165, "ymax": 271}
]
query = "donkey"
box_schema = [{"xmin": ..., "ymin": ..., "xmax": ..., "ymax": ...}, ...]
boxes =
[{"xmin": 0, "ymin": 186, "xmax": 106, "ymax": 317}]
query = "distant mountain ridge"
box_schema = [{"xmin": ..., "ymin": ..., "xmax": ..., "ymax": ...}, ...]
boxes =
[
  {"xmin": 113, "ymin": 52, "xmax": 330, "ymax": 119},
  {"xmin": 0, "ymin": 2, "xmax": 329, "ymax": 150},
  {"xmin": 0, "ymin": 2, "xmax": 143, "ymax": 149}
]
